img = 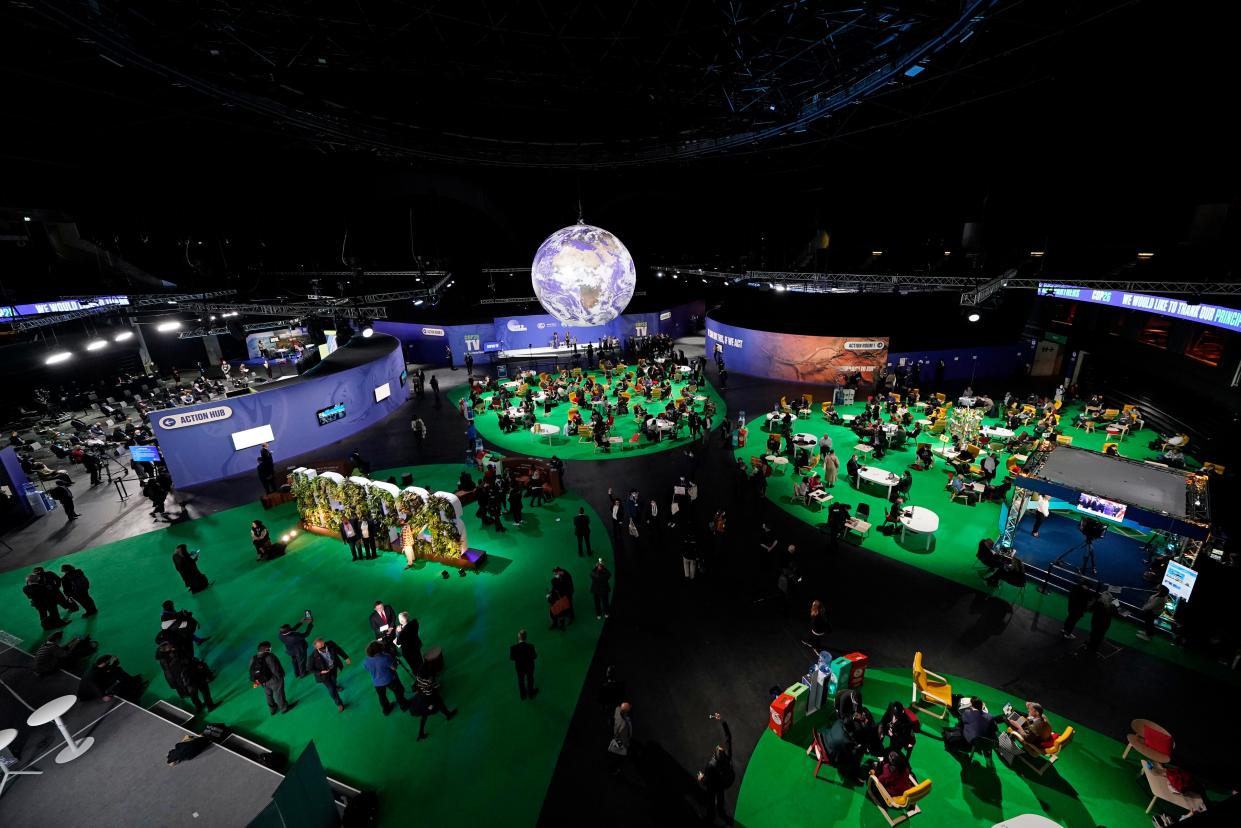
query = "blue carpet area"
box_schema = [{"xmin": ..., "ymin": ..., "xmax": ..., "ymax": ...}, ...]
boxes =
[{"xmin": 1011, "ymin": 509, "xmax": 1150, "ymax": 590}]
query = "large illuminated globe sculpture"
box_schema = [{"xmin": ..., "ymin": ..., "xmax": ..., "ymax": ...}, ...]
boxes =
[{"xmin": 531, "ymin": 224, "xmax": 636, "ymax": 326}]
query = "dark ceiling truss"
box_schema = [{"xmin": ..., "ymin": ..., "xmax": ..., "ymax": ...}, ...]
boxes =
[{"xmin": 29, "ymin": 0, "xmax": 1000, "ymax": 167}]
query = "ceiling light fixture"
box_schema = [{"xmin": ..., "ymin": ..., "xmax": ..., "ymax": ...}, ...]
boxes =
[
  {"xmin": 86, "ymin": 339, "xmax": 108, "ymax": 351},
  {"xmin": 156, "ymin": 321, "xmax": 182, "ymax": 332},
  {"xmin": 967, "ymin": 313, "xmax": 981, "ymax": 323},
  {"xmin": 871, "ymin": 250, "xmax": 883, "ymax": 256},
  {"xmin": 1137, "ymin": 252, "xmax": 1154, "ymax": 260},
  {"xmin": 1029, "ymin": 251, "xmax": 1045, "ymax": 258},
  {"xmin": 362, "ymin": 327, "xmax": 374, "ymax": 338},
  {"xmin": 45, "ymin": 352, "xmax": 73, "ymax": 365},
  {"xmin": 113, "ymin": 331, "xmax": 134, "ymax": 342}
]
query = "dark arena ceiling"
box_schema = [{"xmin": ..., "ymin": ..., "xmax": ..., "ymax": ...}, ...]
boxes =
[{"xmin": 7, "ymin": 0, "xmax": 1153, "ymax": 168}]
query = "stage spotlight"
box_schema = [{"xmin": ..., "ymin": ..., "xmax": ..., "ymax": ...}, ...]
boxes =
[
  {"xmin": 656, "ymin": 271, "xmax": 664, "ymax": 277},
  {"xmin": 413, "ymin": 299, "xmax": 425, "ymax": 306},
  {"xmin": 23, "ymin": 216, "xmax": 32, "ymax": 222},
  {"xmin": 1137, "ymin": 252, "xmax": 1154, "ymax": 260},
  {"xmin": 114, "ymin": 331, "xmax": 134, "ymax": 342},
  {"xmin": 45, "ymin": 351, "xmax": 73, "ymax": 365},
  {"xmin": 86, "ymin": 339, "xmax": 108, "ymax": 351},
  {"xmin": 281, "ymin": 534, "xmax": 291, "ymax": 543},
  {"xmin": 871, "ymin": 250, "xmax": 883, "ymax": 256},
  {"xmin": 967, "ymin": 313, "xmax": 981, "ymax": 322},
  {"xmin": 362, "ymin": 326, "xmax": 374, "ymax": 338},
  {"xmin": 156, "ymin": 321, "xmax": 182, "ymax": 332},
  {"xmin": 1029, "ymin": 250, "xmax": 1045, "ymax": 258},
  {"xmin": 289, "ymin": 529, "xmax": 298, "ymax": 537}
]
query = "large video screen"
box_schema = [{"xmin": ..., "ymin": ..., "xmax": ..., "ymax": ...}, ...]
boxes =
[
  {"xmin": 1076, "ymin": 492, "xmax": 1127, "ymax": 523},
  {"xmin": 705, "ymin": 317, "xmax": 889, "ymax": 384},
  {"xmin": 128, "ymin": 445, "xmax": 162, "ymax": 463}
]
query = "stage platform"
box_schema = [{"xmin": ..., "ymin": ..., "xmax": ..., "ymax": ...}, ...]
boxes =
[
  {"xmin": 0, "ymin": 638, "xmax": 282, "ymax": 827},
  {"xmin": 1037, "ymin": 447, "xmax": 1190, "ymax": 519}
]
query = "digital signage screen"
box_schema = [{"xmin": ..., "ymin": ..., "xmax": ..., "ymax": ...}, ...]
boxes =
[
  {"xmin": 373, "ymin": 383, "xmax": 391, "ymax": 402},
  {"xmin": 316, "ymin": 402, "xmax": 346, "ymax": 427},
  {"xmin": 128, "ymin": 445, "xmax": 162, "ymax": 463},
  {"xmin": 1076, "ymin": 492, "xmax": 1127, "ymax": 523}
]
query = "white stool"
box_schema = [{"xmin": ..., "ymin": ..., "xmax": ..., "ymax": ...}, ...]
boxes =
[
  {"xmin": 0, "ymin": 727, "xmax": 43, "ymax": 795},
  {"xmin": 26, "ymin": 694, "xmax": 94, "ymax": 764}
]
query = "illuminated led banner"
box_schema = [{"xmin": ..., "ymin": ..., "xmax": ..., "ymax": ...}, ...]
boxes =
[{"xmin": 1040, "ymin": 283, "xmax": 1241, "ymax": 333}]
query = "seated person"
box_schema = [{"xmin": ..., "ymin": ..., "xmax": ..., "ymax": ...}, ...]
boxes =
[
  {"xmin": 79, "ymin": 653, "xmax": 147, "ymax": 702},
  {"xmin": 976, "ymin": 538, "xmax": 1003, "ymax": 574},
  {"xmin": 498, "ymin": 411, "xmax": 512, "ymax": 432},
  {"xmin": 34, "ymin": 631, "xmax": 97, "ymax": 676},
  {"xmin": 1007, "ymin": 701, "xmax": 1053, "ymax": 744},
  {"xmin": 1162, "ymin": 446, "xmax": 1185, "ymax": 467},
  {"xmin": 457, "ymin": 471, "xmax": 476, "ymax": 491},
  {"xmin": 792, "ymin": 481, "xmax": 809, "ymax": 504},
  {"xmin": 878, "ymin": 701, "xmax": 916, "ymax": 756},
  {"xmin": 871, "ymin": 750, "xmax": 916, "ymax": 795},
  {"xmin": 947, "ymin": 474, "xmax": 967, "ymax": 498},
  {"xmin": 884, "ymin": 496, "xmax": 906, "ymax": 527},
  {"xmin": 794, "ymin": 447, "xmax": 811, "ymax": 470},
  {"xmin": 1104, "ymin": 443, "xmax": 1119, "ymax": 456},
  {"xmin": 766, "ymin": 433, "xmax": 782, "ymax": 454},
  {"xmin": 912, "ymin": 443, "xmax": 933, "ymax": 470},
  {"xmin": 943, "ymin": 696, "xmax": 998, "ymax": 752},
  {"xmin": 896, "ymin": 470, "xmax": 913, "ymax": 497},
  {"xmin": 805, "ymin": 472, "xmax": 822, "ymax": 492},
  {"xmin": 593, "ymin": 427, "xmax": 611, "ymax": 451},
  {"xmin": 982, "ymin": 479, "xmax": 1012, "ymax": 503}
]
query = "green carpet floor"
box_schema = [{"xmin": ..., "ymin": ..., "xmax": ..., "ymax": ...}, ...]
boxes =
[
  {"xmin": 0, "ymin": 464, "xmax": 613, "ymax": 828},
  {"xmin": 735, "ymin": 666, "xmax": 1217, "ymax": 828},
  {"xmin": 738, "ymin": 401, "xmax": 1232, "ymax": 678},
  {"xmin": 448, "ymin": 368, "xmax": 727, "ymax": 461}
]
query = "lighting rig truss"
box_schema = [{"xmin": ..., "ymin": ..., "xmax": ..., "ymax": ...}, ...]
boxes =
[
  {"xmin": 177, "ymin": 320, "xmax": 299, "ymax": 340},
  {"xmin": 650, "ymin": 267, "xmax": 1241, "ymax": 299},
  {"xmin": 178, "ymin": 301, "xmax": 388, "ymax": 320}
]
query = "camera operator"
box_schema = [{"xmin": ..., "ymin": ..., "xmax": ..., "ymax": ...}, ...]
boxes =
[{"xmin": 82, "ymin": 447, "xmax": 102, "ymax": 486}]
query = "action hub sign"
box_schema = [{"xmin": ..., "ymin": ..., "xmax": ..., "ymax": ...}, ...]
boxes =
[{"xmin": 158, "ymin": 405, "xmax": 233, "ymax": 430}]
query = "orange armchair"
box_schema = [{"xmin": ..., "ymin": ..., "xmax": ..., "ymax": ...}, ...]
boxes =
[
  {"xmin": 1009, "ymin": 725, "xmax": 1074, "ymax": 775},
  {"xmin": 911, "ymin": 652, "xmax": 952, "ymax": 720},
  {"xmin": 868, "ymin": 774, "xmax": 932, "ymax": 825}
]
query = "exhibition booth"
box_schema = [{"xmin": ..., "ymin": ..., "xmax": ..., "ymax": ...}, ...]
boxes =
[
  {"xmin": 374, "ymin": 299, "xmax": 705, "ymax": 366},
  {"xmin": 149, "ymin": 334, "xmax": 407, "ymax": 488}
]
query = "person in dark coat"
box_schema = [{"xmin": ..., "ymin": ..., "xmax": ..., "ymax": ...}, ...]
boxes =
[
  {"xmin": 1084, "ymin": 589, "xmax": 1119, "ymax": 655},
  {"xmin": 279, "ymin": 618, "xmax": 314, "ymax": 678},
  {"xmin": 509, "ymin": 629, "xmax": 537, "ymax": 700},
  {"xmin": 251, "ymin": 641, "xmax": 292, "ymax": 715},
  {"xmin": 369, "ymin": 601, "xmax": 398, "ymax": 639},
  {"xmin": 589, "ymin": 560, "xmax": 611, "ymax": 619},
  {"xmin": 47, "ymin": 480, "xmax": 79, "ymax": 521},
  {"xmin": 574, "ymin": 507, "xmax": 592, "ymax": 556},
  {"xmin": 309, "ymin": 638, "xmax": 351, "ymax": 712},
  {"xmin": 341, "ymin": 515, "xmax": 362, "ymax": 561},
  {"xmin": 80, "ymin": 654, "xmax": 146, "ymax": 702},
  {"xmin": 1061, "ymin": 581, "xmax": 1096, "ymax": 640},
  {"xmin": 552, "ymin": 567, "xmax": 575, "ymax": 622},
  {"xmin": 24, "ymin": 572, "xmax": 68, "ymax": 628},
  {"xmin": 395, "ymin": 613, "xmax": 423, "ymax": 674},
  {"xmin": 59, "ymin": 564, "xmax": 97, "ymax": 615},
  {"xmin": 171, "ymin": 544, "xmax": 209, "ymax": 593},
  {"xmin": 157, "ymin": 640, "xmax": 215, "ymax": 712},
  {"xmin": 257, "ymin": 444, "xmax": 276, "ymax": 494},
  {"xmin": 697, "ymin": 714, "xmax": 735, "ymax": 823}
]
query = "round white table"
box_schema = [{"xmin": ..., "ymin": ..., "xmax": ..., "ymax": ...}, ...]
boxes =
[
  {"xmin": 693, "ymin": 395, "xmax": 707, "ymax": 404},
  {"xmin": 915, "ymin": 418, "xmax": 932, "ymax": 427},
  {"xmin": 501, "ymin": 381, "xmax": 519, "ymax": 390},
  {"xmin": 898, "ymin": 506, "xmax": 940, "ymax": 550},
  {"xmin": 530, "ymin": 423, "xmax": 559, "ymax": 445},
  {"xmin": 0, "ymin": 727, "xmax": 43, "ymax": 794},
  {"xmin": 982, "ymin": 426, "xmax": 1015, "ymax": 440},
  {"xmin": 505, "ymin": 406, "xmax": 525, "ymax": 419},
  {"xmin": 991, "ymin": 817, "xmax": 1062, "ymax": 828},
  {"xmin": 857, "ymin": 465, "xmax": 900, "ymax": 498},
  {"xmin": 1165, "ymin": 435, "xmax": 1185, "ymax": 447},
  {"xmin": 652, "ymin": 419, "xmax": 676, "ymax": 441},
  {"xmin": 792, "ymin": 433, "xmax": 817, "ymax": 447},
  {"xmin": 764, "ymin": 455, "xmax": 790, "ymax": 474},
  {"xmin": 27, "ymin": 694, "xmax": 94, "ymax": 764},
  {"xmin": 676, "ymin": 366, "xmax": 691, "ymax": 374}
]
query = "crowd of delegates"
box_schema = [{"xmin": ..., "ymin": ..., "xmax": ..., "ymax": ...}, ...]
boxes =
[{"xmin": 464, "ymin": 357, "xmax": 716, "ymax": 450}]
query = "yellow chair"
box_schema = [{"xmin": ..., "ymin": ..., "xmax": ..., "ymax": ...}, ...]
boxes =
[
  {"xmin": 868, "ymin": 775, "xmax": 932, "ymax": 825},
  {"xmin": 821, "ymin": 402, "xmax": 831, "ymax": 418},
  {"xmin": 1101, "ymin": 408, "xmax": 1119, "ymax": 421},
  {"xmin": 1202, "ymin": 462, "xmax": 1226, "ymax": 475},
  {"xmin": 1053, "ymin": 399, "xmax": 1062, "ymax": 411},
  {"xmin": 1055, "ymin": 435, "xmax": 1073, "ymax": 446},
  {"xmin": 802, "ymin": 393, "xmax": 814, "ymax": 406},
  {"xmin": 1021, "ymin": 404, "xmax": 1037, "ymax": 418},
  {"xmin": 1102, "ymin": 442, "xmax": 1118, "ymax": 454},
  {"xmin": 576, "ymin": 425, "xmax": 593, "ymax": 444},
  {"xmin": 911, "ymin": 652, "xmax": 952, "ymax": 720},
  {"xmin": 1011, "ymin": 726, "xmax": 1074, "ymax": 776},
  {"xmin": 934, "ymin": 392, "xmax": 946, "ymax": 404},
  {"xmin": 890, "ymin": 393, "xmax": 902, "ymax": 405},
  {"xmin": 1122, "ymin": 403, "xmax": 1137, "ymax": 413},
  {"xmin": 1082, "ymin": 420, "xmax": 1096, "ymax": 433}
]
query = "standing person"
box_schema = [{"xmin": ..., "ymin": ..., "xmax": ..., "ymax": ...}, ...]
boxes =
[
  {"xmin": 341, "ymin": 514, "xmax": 362, "ymax": 561},
  {"xmin": 363, "ymin": 641, "xmax": 408, "ymax": 716},
  {"xmin": 309, "ymin": 638, "xmax": 351, "ymax": 712},
  {"xmin": 1061, "ymin": 581, "xmax": 1095, "ymax": 640},
  {"xmin": 553, "ymin": 567, "xmax": 576, "ymax": 622},
  {"xmin": 464, "ymin": 351, "xmax": 474, "ymax": 376},
  {"xmin": 411, "ymin": 662, "xmax": 458, "ymax": 740},
  {"xmin": 156, "ymin": 641, "xmax": 215, "ymax": 713},
  {"xmin": 430, "ymin": 374, "xmax": 440, "ymax": 405},
  {"xmin": 279, "ymin": 616, "xmax": 314, "ymax": 679},
  {"xmin": 250, "ymin": 642, "xmax": 293, "ymax": 715},
  {"xmin": 610, "ymin": 497, "xmax": 624, "ymax": 547},
  {"xmin": 1137, "ymin": 585, "xmax": 1169, "ymax": 641},
  {"xmin": 23, "ymin": 572, "xmax": 68, "ymax": 629},
  {"xmin": 257, "ymin": 443, "xmax": 276, "ymax": 494},
  {"xmin": 143, "ymin": 475, "xmax": 168, "ymax": 518},
  {"xmin": 509, "ymin": 629, "xmax": 538, "ymax": 700},
  {"xmin": 590, "ymin": 559, "xmax": 612, "ymax": 619},
  {"xmin": 508, "ymin": 485, "xmax": 524, "ymax": 527},
  {"xmin": 264, "ymin": 358, "xmax": 273, "ymax": 379},
  {"xmin": 574, "ymin": 507, "xmax": 593, "ymax": 557},
  {"xmin": 1084, "ymin": 588, "xmax": 1118, "ymax": 655},
  {"xmin": 823, "ymin": 449, "xmax": 839, "ymax": 488},
  {"xmin": 369, "ymin": 600, "xmax": 398, "ymax": 638},
  {"xmin": 82, "ymin": 450, "xmax": 102, "ymax": 486},
  {"xmin": 549, "ymin": 455, "xmax": 565, "ymax": 489},
  {"xmin": 172, "ymin": 544, "xmax": 209, "ymax": 594},
  {"xmin": 445, "ymin": 345, "xmax": 454, "ymax": 370},
  {"xmin": 47, "ymin": 479, "xmax": 79, "ymax": 521},
  {"xmin": 803, "ymin": 599, "xmax": 831, "ymax": 653},
  {"xmin": 251, "ymin": 520, "xmax": 271, "ymax": 561},
  {"xmin": 395, "ymin": 613, "xmax": 423, "ymax": 674},
  {"xmin": 358, "ymin": 514, "xmax": 379, "ymax": 559},
  {"xmin": 608, "ymin": 702, "xmax": 633, "ymax": 775},
  {"xmin": 59, "ymin": 564, "xmax": 98, "ymax": 616},
  {"xmin": 1030, "ymin": 494, "xmax": 1050, "ymax": 537},
  {"xmin": 597, "ymin": 666, "xmax": 626, "ymax": 728},
  {"xmin": 410, "ymin": 415, "xmax": 427, "ymax": 453},
  {"xmin": 697, "ymin": 713, "xmax": 735, "ymax": 824},
  {"xmin": 528, "ymin": 469, "xmax": 547, "ymax": 507}
]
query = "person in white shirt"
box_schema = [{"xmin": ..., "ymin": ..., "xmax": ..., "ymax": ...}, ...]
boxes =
[{"xmin": 1031, "ymin": 494, "xmax": 1050, "ymax": 537}]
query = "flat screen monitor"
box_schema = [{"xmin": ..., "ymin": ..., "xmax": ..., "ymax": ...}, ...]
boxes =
[
  {"xmin": 1075, "ymin": 492, "xmax": 1127, "ymax": 523},
  {"xmin": 483, "ymin": 341, "xmax": 501, "ymax": 352},
  {"xmin": 231, "ymin": 424, "xmax": 275, "ymax": 452},
  {"xmin": 399, "ymin": 369, "xmax": 408, "ymax": 387},
  {"xmin": 373, "ymin": 382, "xmax": 391, "ymax": 403},
  {"xmin": 268, "ymin": 337, "xmax": 280, "ymax": 344},
  {"xmin": 128, "ymin": 445, "xmax": 162, "ymax": 463},
  {"xmin": 1162, "ymin": 560, "xmax": 1198, "ymax": 601},
  {"xmin": 316, "ymin": 402, "xmax": 346, "ymax": 427}
]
